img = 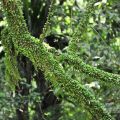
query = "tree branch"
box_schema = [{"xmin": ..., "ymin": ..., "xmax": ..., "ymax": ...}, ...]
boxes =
[
  {"xmin": 2, "ymin": 31, "xmax": 114, "ymax": 119},
  {"xmin": 68, "ymin": 0, "xmax": 96, "ymax": 52},
  {"xmin": 59, "ymin": 54, "xmax": 120, "ymax": 86},
  {"xmin": 1, "ymin": 0, "xmax": 116, "ymax": 119}
]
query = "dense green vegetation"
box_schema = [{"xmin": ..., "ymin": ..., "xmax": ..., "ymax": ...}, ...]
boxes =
[{"xmin": 0, "ymin": 0, "xmax": 120, "ymax": 120}]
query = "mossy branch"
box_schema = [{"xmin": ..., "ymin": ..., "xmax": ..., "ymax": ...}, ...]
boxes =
[
  {"xmin": 1, "ymin": 0, "xmax": 118, "ymax": 119},
  {"xmin": 1, "ymin": 28, "xmax": 21, "ymax": 89},
  {"xmin": 2, "ymin": 31, "xmax": 113, "ymax": 120},
  {"xmin": 39, "ymin": 0, "xmax": 55, "ymax": 41},
  {"xmin": 60, "ymin": 54, "xmax": 120, "ymax": 86},
  {"xmin": 68, "ymin": 0, "xmax": 96, "ymax": 52},
  {"xmin": 2, "ymin": 0, "xmax": 28, "ymax": 34}
]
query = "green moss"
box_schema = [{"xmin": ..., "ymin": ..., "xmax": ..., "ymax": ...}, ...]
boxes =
[
  {"xmin": 2, "ymin": 0, "xmax": 28, "ymax": 34},
  {"xmin": 2, "ymin": 31, "xmax": 113, "ymax": 119},
  {"xmin": 1, "ymin": 28, "xmax": 21, "ymax": 89},
  {"xmin": 68, "ymin": 0, "xmax": 96, "ymax": 52},
  {"xmin": 1, "ymin": 0, "xmax": 117, "ymax": 119},
  {"xmin": 59, "ymin": 54, "xmax": 120, "ymax": 86},
  {"xmin": 40, "ymin": 0, "xmax": 55, "ymax": 41}
]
